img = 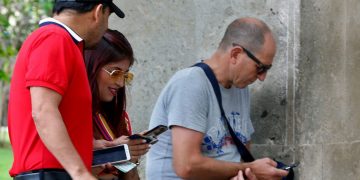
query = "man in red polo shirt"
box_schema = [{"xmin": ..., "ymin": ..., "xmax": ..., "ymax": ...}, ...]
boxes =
[{"xmin": 8, "ymin": 1, "xmax": 125, "ymax": 179}]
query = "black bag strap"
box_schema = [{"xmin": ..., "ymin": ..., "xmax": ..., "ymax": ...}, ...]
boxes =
[{"xmin": 193, "ymin": 62, "xmax": 255, "ymax": 162}]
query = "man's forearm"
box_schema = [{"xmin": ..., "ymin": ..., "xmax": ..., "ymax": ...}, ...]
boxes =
[
  {"xmin": 172, "ymin": 126, "xmax": 251, "ymax": 180},
  {"xmin": 175, "ymin": 154, "xmax": 249, "ymax": 180},
  {"xmin": 33, "ymin": 108, "xmax": 90, "ymax": 178},
  {"xmin": 182, "ymin": 155, "xmax": 289, "ymax": 180}
]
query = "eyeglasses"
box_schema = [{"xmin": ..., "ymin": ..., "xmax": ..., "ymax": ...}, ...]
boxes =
[
  {"xmin": 232, "ymin": 43, "xmax": 272, "ymax": 74},
  {"xmin": 102, "ymin": 68, "xmax": 134, "ymax": 85}
]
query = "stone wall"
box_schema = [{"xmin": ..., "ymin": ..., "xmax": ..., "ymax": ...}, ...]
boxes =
[{"xmin": 110, "ymin": 0, "xmax": 360, "ymax": 179}]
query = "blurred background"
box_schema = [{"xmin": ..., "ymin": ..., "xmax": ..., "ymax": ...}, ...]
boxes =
[
  {"xmin": 0, "ymin": 1, "xmax": 53, "ymax": 179},
  {"xmin": 1, "ymin": 0, "xmax": 360, "ymax": 180}
]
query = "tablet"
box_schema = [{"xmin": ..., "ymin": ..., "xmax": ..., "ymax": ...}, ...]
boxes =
[{"xmin": 92, "ymin": 144, "xmax": 131, "ymax": 167}]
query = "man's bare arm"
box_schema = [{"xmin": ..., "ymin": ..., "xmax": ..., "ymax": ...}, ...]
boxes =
[
  {"xmin": 171, "ymin": 126, "xmax": 288, "ymax": 180},
  {"xmin": 30, "ymin": 87, "xmax": 96, "ymax": 180}
]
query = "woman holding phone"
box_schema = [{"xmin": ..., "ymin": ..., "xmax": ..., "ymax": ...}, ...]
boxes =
[{"xmin": 85, "ymin": 29, "xmax": 149, "ymax": 180}]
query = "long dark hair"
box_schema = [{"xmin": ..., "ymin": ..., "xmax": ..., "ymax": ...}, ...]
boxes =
[{"xmin": 84, "ymin": 29, "xmax": 134, "ymax": 137}]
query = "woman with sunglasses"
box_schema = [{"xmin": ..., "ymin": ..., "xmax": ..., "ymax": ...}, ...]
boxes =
[{"xmin": 84, "ymin": 29, "xmax": 149, "ymax": 180}]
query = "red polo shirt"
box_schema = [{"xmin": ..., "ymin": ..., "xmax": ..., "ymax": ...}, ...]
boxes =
[{"xmin": 8, "ymin": 18, "xmax": 93, "ymax": 176}]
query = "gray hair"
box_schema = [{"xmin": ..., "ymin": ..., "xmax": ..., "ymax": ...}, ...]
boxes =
[{"xmin": 219, "ymin": 18, "xmax": 271, "ymax": 54}]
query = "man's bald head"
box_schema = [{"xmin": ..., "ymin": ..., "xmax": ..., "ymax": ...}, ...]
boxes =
[{"xmin": 218, "ymin": 17, "xmax": 273, "ymax": 54}]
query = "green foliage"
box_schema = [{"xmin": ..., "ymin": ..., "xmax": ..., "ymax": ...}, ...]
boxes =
[
  {"xmin": 0, "ymin": 145, "xmax": 12, "ymax": 180},
  {"xmin": 0, "ymin": 0, "xmax": 53, "ymax": 83}
]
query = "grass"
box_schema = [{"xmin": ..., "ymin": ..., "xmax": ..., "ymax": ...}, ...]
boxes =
[
  {"xmin": 0, "ymin": 145, "xmax": 12, "ymax": 180},
  {"xmin": 0, "ymin": 127, "xmax": 12, "ymax": 180}
]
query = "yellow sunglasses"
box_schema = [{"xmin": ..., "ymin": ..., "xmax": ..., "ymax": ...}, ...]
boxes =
[{"xmin": 102, "ymin": 68, "xmax": 134, "ymax": 85}]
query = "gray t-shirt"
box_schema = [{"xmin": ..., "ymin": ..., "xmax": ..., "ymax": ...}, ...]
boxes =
[{"xmin": 146, "ymin": 66, "xmax": 254, "ymax": 180}]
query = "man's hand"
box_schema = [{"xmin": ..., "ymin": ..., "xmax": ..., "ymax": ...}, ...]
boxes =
[
  {"xmin": 249, "ymin": 158, "xmax": 288, "ymax": 180},
  {"xmin": 230, "ymin": 168, "xmax": 257, "ymax": 180}
]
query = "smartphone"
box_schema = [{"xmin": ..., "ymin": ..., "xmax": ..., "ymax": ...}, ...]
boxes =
[
  {"xmin": 280, "ymin": 163, "xmax": 299, "ymax": 171},
  {"xmin": 92, "ymin": 144, "xmax": 131, "ymax": 167},
  {"xmin": 128, "ymin": 125, "xmax": 168, "ymax": 144},
  {"xmin": 128, "ymin": 134, "xmax": 153, "ymax": 143},
  {"xmin": 143, "ymin": 125, "xmax": 168, "ymax": 137}
]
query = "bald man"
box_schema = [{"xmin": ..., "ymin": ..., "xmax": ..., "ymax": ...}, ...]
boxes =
[{"xmin": 146, "ymin": 17, "xmax": 288, "ymax": 180}]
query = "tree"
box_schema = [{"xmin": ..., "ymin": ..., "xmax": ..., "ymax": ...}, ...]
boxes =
[{"xmin": 0, "ymin": 0, "xmax": 52, "ymax": 146}]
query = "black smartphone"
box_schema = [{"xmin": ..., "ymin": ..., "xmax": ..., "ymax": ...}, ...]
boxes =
[
  {"xmin": 128, "ymin": 125, "xmax": 168, "ymax": 144},
  {"xmin": 143, "ymin": 125, "xmax": 168, "ymax": 137},
  {"xmin": 280, "ymin": 163, "xmax": 299, "ymax": 171},
  {"xmin": 128, "ymin": 134, "xmax": 153, "ymax": 143},
  {"xmin": 92, "ymin": 144, "xmax": 130, "ymax": 167}
]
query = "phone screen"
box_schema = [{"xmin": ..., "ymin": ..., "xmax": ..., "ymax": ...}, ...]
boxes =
[
  {"xmin": 92, "ymin": 144, "xmax": 129, "ymax": 167},
  {"xmin": 144, "ymin": 125, "xmax": 168, "ymax": 137},
  {"xmin": 128, "ymin": 125, "xmax": 168, "ymax": 145}
]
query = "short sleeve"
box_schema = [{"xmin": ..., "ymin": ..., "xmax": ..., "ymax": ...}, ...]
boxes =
[
  {"xmin": 164, "ymin": 68, "xmax": 210, "ymax": 133},
  {"xmin": 25, "ymin": 32, "xmax": 74, "ymax": 95}
]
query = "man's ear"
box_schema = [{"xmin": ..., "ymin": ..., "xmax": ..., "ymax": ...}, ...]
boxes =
[
  {"xmin": 230, "ymin": 46, "xmax": 243, "ymax": 64},
  {"xmin": 93, "ymin": 4, "xmax": 104, "ymax": 23}
]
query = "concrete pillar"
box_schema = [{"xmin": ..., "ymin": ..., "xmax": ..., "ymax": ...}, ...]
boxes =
[{"xmin": 296, "ymin": 0, "xmax": 360, "ymax": 179}]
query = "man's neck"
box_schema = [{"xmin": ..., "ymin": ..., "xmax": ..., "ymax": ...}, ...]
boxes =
[
  {"xmin": 204, "ymin": 50, "xmax": 232, "ymax": 89},
  {"xmin": 53, "ymin": 12, "xmax": 89, "ymax": 41}
]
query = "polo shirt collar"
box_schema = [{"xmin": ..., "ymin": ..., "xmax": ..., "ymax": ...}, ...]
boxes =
[{"xmin": 39, "ymin": 18, "xmax": 83, "ymax": 44}]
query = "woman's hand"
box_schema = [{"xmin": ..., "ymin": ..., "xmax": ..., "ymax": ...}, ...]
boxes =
[
  {"xmin": 93, "ymin": 139, "xmax": 115, "ymax": 150},
  {"xmin": 112, "ymin": 136, "xmax": 130, "ymax": 145},
  {"xmin": 127, "ymin": 138, "xmax": 151, "ymax": 162},
  {"xmin": 92, "ymin": 163, "xmax": 120, "ymax": 179},
  {"xmin": 113, "ymin": 135, "xmax": 151, "ymax": 162}
]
